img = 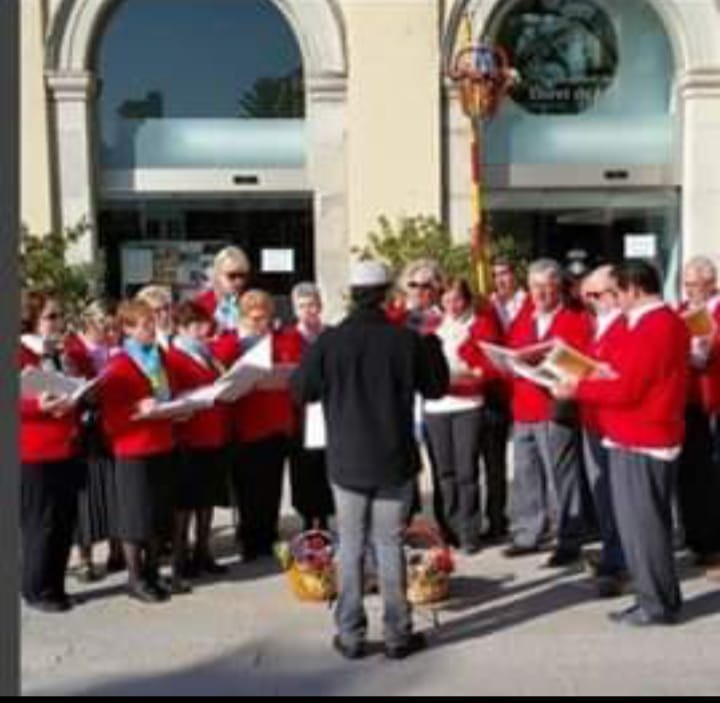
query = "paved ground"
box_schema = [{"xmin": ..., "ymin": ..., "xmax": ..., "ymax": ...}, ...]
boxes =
[{"xmin": 22, "ymin": 507, "xmax": 720, "ymax": 697}]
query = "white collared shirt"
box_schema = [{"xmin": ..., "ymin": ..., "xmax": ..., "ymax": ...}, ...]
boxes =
[
  {"xmin": 595, "ymin": 309, "xmax": 624, "ymax": 342},
  {"xmin": 534, "ymin": 305, "xmax": 561, "ymax": 340},
  {"xmin": 493, "ymin": 290, "xmax": 528, "ymax": 333}
]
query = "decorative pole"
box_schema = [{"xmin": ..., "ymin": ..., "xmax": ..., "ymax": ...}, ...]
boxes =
[{"xmin": 448, "ymin": 15, "xmax": 518, "ymax": 295}]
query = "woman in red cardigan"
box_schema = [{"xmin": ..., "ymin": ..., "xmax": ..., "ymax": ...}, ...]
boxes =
[
  {"xmin": 285, "ymin": 283, "xmax": 335, "ymax": 531},
  {"xmin": 166, "ymin": 301, "xmax": 231, "ymax": 581},
  {"xmin": 64, "ymin": 299, "xmax": 122, "ymax": 583},
  {"xmin": 98, "ymin": 300, "xmax": 179, "ymax": 604},
  {"xmin": 20, "ymin": 291, "xmax": 83, "ymax": 613},
  {"xmin": 213, "ymin": 290, "xmax": 295, "ymax": 562}
]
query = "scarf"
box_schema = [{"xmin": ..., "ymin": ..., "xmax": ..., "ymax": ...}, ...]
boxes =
[
  {"xmin": 123, "ymin": 338, "xmax": 171, "ymax": 402},
  {"xmin": 215, "ymin": 294, "xmax": 241, "ymax": 332},
  {"xmin": 174, "ymin": 335, "xmax": 223, "ymax": 374}
]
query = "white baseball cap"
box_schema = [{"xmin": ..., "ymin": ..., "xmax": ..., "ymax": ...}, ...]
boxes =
[{"xmin": 350, "ymin": 260, "xmax": 391, "ymax": 288}]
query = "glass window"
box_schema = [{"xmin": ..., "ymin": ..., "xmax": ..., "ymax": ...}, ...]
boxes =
[
  {"xmin": 96, "ymin": 0, "xmax": 306, "ymax": 170},
  {"xmin": 486, "ymin": 0, "xmax": 675, "ymax": 165}
]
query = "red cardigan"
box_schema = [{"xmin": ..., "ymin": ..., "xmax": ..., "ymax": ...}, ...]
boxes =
[
  {"xmin": 507, "ymin": 305, "xmax": 593, "ymax": 423},
  {"xmin": 212, "ymin": 331, "xmax": 298, "ymax": 444},
  {"xmin": 97, "ymin": 351, "xmax": 176, "ymax": 460},
  {"xmin": 577, "ymin": 306, "xmax": 690, "ymax": 449},
  {"xmin": 679, "ymin": 301, "xmax": 720, "ymax": 414},
  {"xmin": 63, "ymin": 333, "xmax": 97, "ymax": 380},
  {"xmin": 20, "ymin": 345, "xmax": 80, "ymax": 464},
  {"xmin": 580, "ymin": 314, "xmax": 629, "ymax": 436},
  {"xmin": 455, "ymin": 305, "xmax": 503, "ymax": 397},
  {"xmin": 165, "ymin": 346, "xmax": 230, "ymax": 451}
]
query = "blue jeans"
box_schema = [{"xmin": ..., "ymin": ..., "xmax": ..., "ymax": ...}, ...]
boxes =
[{"xmin": 332, "ymin": 481, "xmax": 414, "ymax": 649}]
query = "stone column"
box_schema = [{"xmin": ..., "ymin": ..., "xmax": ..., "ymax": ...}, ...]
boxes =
[
  {"xmin": 679, "ymin": 68, "xmax": 720, "ymax": 264},
  {"xmin": 307, "ymin": 74, "xmax": 349, "ymax": 321},
  {"xmin": 46, "ymin": 71, "xmax": 98, "ymax": 264}
]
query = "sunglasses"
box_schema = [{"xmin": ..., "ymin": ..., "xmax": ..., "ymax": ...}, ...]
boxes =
[
  {"xmin": 41, "ymin": 312, "xmax": 62, "ymax": 321},
  {"xmin": 408, "ymin": 282, "xmax": 435, "ymax": 291},
  {"xmin": 224, "ymin": 271, "xmax": 248, "ymax": 281}
]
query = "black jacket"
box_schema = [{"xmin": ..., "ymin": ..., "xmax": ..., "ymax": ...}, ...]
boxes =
[{"xmin": 291, "ymin": 307, "xmax": 450, "ymax": 491}]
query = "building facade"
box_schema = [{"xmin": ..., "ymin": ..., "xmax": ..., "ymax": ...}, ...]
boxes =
[{"xmin": 21, "ymin": 0, "xmax": 720, "ymax": 313}]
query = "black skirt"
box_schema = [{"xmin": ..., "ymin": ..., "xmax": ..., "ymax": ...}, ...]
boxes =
[
  {"xmin": 114, "ymin": 454, "xmax": 177, "ymax": 542},
  {"xmin": 177, "ymin": 446, "xmax": 230, "ymax": 511},
  {"xmin": 289, "ymin": 440, "xmax": 335, "ymax": 521},
  {"xmin": 75, "ymin": 451, "xmax": 116, "ymax": 548}
]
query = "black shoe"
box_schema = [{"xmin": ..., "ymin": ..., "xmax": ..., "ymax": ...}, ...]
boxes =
[
  {"xmin": 168, "ymin": 576, "xmax": 193, "ymax": 596},
  {"xmin": 460, "ymin": 541, "xmax": 482, "ymax": 557},
  {"xmin": 385, "ymin": 633, "xmax": 428, "ymax": 661},
  {"xmin": 332, "ymin": 636, "xmax": 366, "ymax": 661},
  {"xmin": 609, "ymin": 605, "xmax": 679, "ymax": 628},
  {"xmin": 545, "ymin": 550, "xmax": 582, "ymax": 569},
  {"xmin": 596, "ymin": 574, "xmax": 630, "ymax": 600},
  {"xmin": 504, "ymin": 544, "xmax": 540, "ymax": 559},
  {"xmin": 26, "ymin": 598, "xmax": 72, "ymax": 614},
  {"xmin": 483, "ymin": 526, "xmax": 510, "ymax": 544},
  {"xmin": 76, "ymin": 563, "xmax": 101, "ymax": 584},
  {"xmin": 127, "ymin": 582, "xmax": 164, "ymax": 605},
  {"xmin": 194, "ymin": 557, "xmax": 228, "ymax": 577},
  {"xmin": 106, "ymin": 556, "xmax": 126, "ymax": 575}
]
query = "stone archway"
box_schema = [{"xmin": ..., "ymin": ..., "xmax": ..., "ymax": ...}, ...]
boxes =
[{"xmin": 45, "ymin": 0, "xmax": 350, "ymax": 311}]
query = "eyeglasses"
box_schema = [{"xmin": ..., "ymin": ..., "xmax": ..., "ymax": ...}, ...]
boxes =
[
  {"xmin": 408, "ymin": 282, "xmax": 434, "ymax": 291},
  {"xmin": 586, "ymin": 290, "xmax": 616, "ymax": 301},
  {"xmin": 41, "ymin": 312, "xmax": 62, "ymax": 321}
]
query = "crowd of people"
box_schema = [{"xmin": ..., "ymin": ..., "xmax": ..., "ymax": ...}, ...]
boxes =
[{"xmin": 18, "ymin": 242, "xmax": 720, "ymax": 655}]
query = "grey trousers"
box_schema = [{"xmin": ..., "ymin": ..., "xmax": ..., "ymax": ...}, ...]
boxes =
[
  {"xmin": 583, "ymin": 432, "xmax": 626, "ymax": 575},
  {"xmin": 512, "ymin": 421, "xmax": 584, "ymax": 552},
  {"xmin": 609, "ymin": 449, "xmax": 682, "ymax": 619},
  {"xmin": 332, "ymin": 481, "xmax": 414, "ymax": 649}
]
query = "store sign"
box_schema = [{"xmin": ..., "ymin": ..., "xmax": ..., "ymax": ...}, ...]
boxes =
[
  {"xmin": 624, "ymin": 234, "xmax": 658, "ymax": 260},
  {"xmin": 497, "ymin": 0, "xmax": 619, "ymax": 115}
]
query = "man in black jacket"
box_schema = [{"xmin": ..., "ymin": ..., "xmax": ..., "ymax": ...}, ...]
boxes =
[{"xmin": 292, "ymin": 261, "xmax": 449, "ymax": 661}]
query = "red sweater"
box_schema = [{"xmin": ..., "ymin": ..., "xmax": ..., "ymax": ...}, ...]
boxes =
[
  {"xmin": 97, "ymin": 351, "xmax": 176, "ymax": 459},
  {"xmin": 679, "ymin": 300, "xmax": 720, "ymax": 414},
  {"xmin": 580, "ymin": 314, "xmax": 629, "ymax": 435},
  {"xmin": 507, "ymin": 305, "xmax": 593, "ymax": 423},
  {"xmin": 20, "ymin": 345, "xmax": 80, "ymax": 464},
  {"xmin": 212, "ymin": 331, "xmax": 297, "ymax": 444},
  {"xmin": 456, "ymin": 305, "xmax": 503, "ymax": 397},
  {"xmin": 63, "ymin": 333, "xmax": 97, "ymax": 380},
  {"xmin": 577, "ymin": 305, "xmax": 690, "ymax": 449},
  {"xmin": 165, "ymin": 346, "xmax": 230, "ymax": 451}
]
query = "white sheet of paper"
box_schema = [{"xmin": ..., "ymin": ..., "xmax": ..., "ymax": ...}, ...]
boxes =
[
  {"xmin": 20, "ymin": 368, "xmax": 99, "ymax": 405},
  {"xmin": 216, "ymin": 336, "xmax": 273, "ymax": 402},
  {"xmin": 304, "ymin": 403, "xmax": 327, "ymax": 450},
  {"xmin": 261, "ymin": 248, "xmax": 295, "ymax": 274}
]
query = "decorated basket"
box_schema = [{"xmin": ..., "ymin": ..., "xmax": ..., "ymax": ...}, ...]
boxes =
[
  {"xmin": 404, "ymin": 520, "xmax": 455, "ymax": 606},
  {"xmin": 276, "ymin": 530, "xmax": 337, "ymax": 603}
]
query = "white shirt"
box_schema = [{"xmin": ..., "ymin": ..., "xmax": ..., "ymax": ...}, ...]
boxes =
[
  {"xmin": 424, "ymin": 313, "xmax": 483, "ymax": 415},
  {"xmin": 493, "ymin": 290, "xmax": 527, "ymax": 333},
  {"xmin": 602, "ymin": 299, "xmax": 681, "ymax": 462},
  {"xmin": 534, "ymin": 305, "xmax": 561, "ymax": 340},
  {"xmin": 595, "ymin": 309, "xmax": 623, "ymax": 342}
]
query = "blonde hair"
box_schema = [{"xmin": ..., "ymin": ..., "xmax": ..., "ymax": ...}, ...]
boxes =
[
  {"xmin": 241, "ymin": 289, "xmax": 275, "ymax": 317},
  {"xmin": 117, "ymin": 300, "xmax": 154, "ymax": 329},
  {"xmin": 136, "ymin": 285, "xmax": 172, "ymax": 309},
  {"xmin": 400, "ymin": 259, "xmax": 444, "ymax": 293},
  {"xmin": 213, "ymin": 246, "xmax": 251, "ymax": 279},
  {"xmin": 81, "ymin": 299, "xmax": 116, "ymax": 333}
]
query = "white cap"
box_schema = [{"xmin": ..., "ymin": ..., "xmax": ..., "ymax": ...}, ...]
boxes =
[{"xmin": 350, "ymin": 260, "xmax": 391, "ymax": 288}]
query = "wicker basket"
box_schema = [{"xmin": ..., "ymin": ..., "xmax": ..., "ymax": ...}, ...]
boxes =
[
  {"xmin": 404, "ymin": 520, "xmax": 454, "ymax": 606},
  {"xmin": 283, "ymin": 531, "xmax": 337, "ymax": 603}
]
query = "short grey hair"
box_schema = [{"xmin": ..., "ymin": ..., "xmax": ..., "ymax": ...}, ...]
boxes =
[
  {"xmin": 291, "ymin": 282, "xmax": 322, "ymax": 306},
  {"xmin": 528, "ymin": 258, "xmax": 563, "ymax": 282},
  {"xmin": 685, "ymin": 256, "xmax": 718, "ymax": 285}
]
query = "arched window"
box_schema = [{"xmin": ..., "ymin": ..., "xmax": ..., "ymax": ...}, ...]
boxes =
[{"xmin": 96, "ymin": 0, "xmax": 306, "ymax": 170}]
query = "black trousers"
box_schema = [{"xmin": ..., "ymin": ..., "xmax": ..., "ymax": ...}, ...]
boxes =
[
  {"xmin": 289, "ymin": 439, "xmax": 335, "ymax": 525},
  {"xmin": 233, "ymin": 436, "xmax": 289, "ymax": 555},
  {"xmin": 610, "ymin": 449, "xmax": 682, "ymax": 619},
  {"xmin": 481, "ymin": 400, "xmax": 511, "ymax": 533},
  {"xmin": 678, "ymin": 406, "xmax": 720, "ymax": 556},
  {"xmin": 425, "ymin": 408, "xmax": 485, "ymax": 546},
  {"xmin": 22, "ymin": 460, "xmax": 82, "ymax": 603}
]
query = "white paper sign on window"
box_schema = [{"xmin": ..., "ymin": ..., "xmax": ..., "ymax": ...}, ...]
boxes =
[
  {"xmin": 261, "ymin": 248, "xmax": 295, "ymax": 274},
  {"xmin": 624, "ymin": 234, "xmax": 658, "ymax": 260}
]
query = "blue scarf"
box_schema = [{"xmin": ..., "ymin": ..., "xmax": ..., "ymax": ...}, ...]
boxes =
[
  {"xmin": 215, "ymin": 294, "xmax": 241, "ymax": 332},
  {"xmin": 174, "ymin": 335, "xmax": 223, "ymax": 374},
  {"xmin": 124, "ymin": 339, "xmax": 171, "ymax": 402}
]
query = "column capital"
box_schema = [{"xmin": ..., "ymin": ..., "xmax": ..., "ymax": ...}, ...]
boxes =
[{"xmin": 45, "ymin": 71, "xmax": 97, "ymax": 102}]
